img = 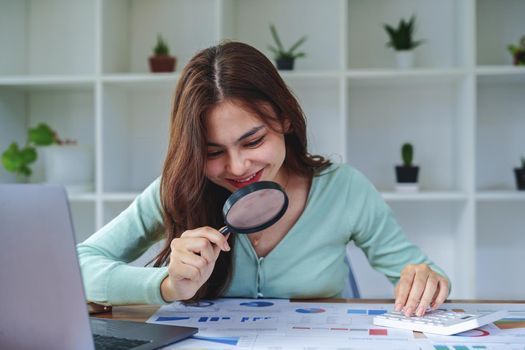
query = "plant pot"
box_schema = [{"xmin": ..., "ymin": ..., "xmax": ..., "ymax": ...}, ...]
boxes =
[
  {"xmin": 44, "ymin": 144, "xmax": 94, "ymax": 193},
  {"xmin": 515, "ymin": 168, "xmax": 525, "ymax": 190},
  {"xmin": 512, "ymin": 51, "xmax": 525, "ymax": 66},
  {"xmin": 395, "ymin": 50, "xmax": 415, "ymax": 69},
  {"xmin": 149, "ymin": 55, "xmax": 176, "ymax": 73},
  {"xmin": 276, "ymin": 58, "xmax": 295, "ymax": 70},
  {"xmin": 395, "ymin": 165, "xmax": 419, "ymax": 192}
]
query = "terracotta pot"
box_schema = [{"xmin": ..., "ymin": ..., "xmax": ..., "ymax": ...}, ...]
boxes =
[{"xmin": 149, "ymin": 55, "xmax": 176, "ymax": 73}]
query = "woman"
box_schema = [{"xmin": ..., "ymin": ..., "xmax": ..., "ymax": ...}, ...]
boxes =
[{"xmin": 78, "ymin": 42, "xmax": 449, "ymax": 318}]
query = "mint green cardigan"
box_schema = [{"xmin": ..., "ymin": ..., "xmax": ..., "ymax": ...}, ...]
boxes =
[{"xmin": 77, "ymin": 163, "xmax": 449, "ymax": 305}]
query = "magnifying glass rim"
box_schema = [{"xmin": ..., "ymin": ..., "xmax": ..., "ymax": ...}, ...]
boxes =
[{"xmin": 223, "ymin": 181, "xmax": 289, "ymax": 234}]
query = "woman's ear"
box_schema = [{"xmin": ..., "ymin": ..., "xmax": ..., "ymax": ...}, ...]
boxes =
[{"xmin": 283, "ymin": 118, "xmax": 292, "ymax": 133}]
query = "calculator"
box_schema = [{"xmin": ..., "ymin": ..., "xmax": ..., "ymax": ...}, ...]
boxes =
[{"xmin": 373, "ymin": 309, "xmax": 507, "ymax": 335}]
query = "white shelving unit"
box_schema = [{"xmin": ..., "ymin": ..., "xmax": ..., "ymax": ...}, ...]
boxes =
[{"xmin": 1, "ymin": 0, "xmax": 524, "ymax": 299}]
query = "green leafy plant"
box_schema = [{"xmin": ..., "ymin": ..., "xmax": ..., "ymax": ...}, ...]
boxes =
[
  {"xmin": 268, "ymin": 24, "xmax": 307, "ymax": 60},
  {"xmin": 153, "ymin": 34, "xmax": 170, "ymax": 56},
  {"xmin": 508, "ymin": 36, "xmax": 525, "ymax": 66},
  {"xmin": 1, "ymin": 123, "xmax": 73, "ymax": 179},
  {"xmin": 401, "ymin": 143, "xmax": 414, "ymax": 167},
  {"xmin": 384, "ymin": 15, "xmax": 424, "ymax": 51},
  {"xmin": 520, "ymin": 156, "xmax": 525, "ymax": 169}
]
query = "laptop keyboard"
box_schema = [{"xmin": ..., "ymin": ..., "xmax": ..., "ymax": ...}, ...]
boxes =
[{"xmin": 93, "ymin": 334, "xmax": 150, "ymax": 350}]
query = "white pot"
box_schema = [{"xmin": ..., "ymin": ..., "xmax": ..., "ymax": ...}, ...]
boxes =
[
  {"xmin": 395, "ymin": 50, "xmax": 415, "ymax": 69},
  {"xmin": 44, "ymin": 144, "xmax": 94, "ymax": 193},
  {"xmin": 395, "ymin": 183, "xmax": 420, "ymax": 192}
]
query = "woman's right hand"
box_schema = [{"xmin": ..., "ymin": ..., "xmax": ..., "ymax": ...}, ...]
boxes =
[{"xmin": 160, "ymin": 227, "xmax": 230, "ymax": 302}]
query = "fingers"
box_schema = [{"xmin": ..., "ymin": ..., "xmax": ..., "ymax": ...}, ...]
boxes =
[
  {"xmin": 415, "ymin": 274, "xmax": 438, "ymax": 316},
  {"xmin": 395, "ymin": 264, "xmax": 451, "ymax": 317},
  {"xmin": 180, "ymin": 237, "xmax": 217, "ymax": 263},
  {"xmin": 168, "ymin": 227, "xmax": 231, "ymax": 281},
  {"xmin": 163, "ymin": 227, "xmax": 232, "ymax": 301},
  {"xmin": 403, "ymin": 267, "xmax": 430, "ymax": 317},
  {"xmin": 431, "ymin": 278, "xmax": 449, "ymax": 310},
  {"xmin": 394, "ymin": 265, "xmax": 415, "ymax": 312},
  {"xmin": 181, "ymin": 227, "xmax": 230, "ymax": 252}
]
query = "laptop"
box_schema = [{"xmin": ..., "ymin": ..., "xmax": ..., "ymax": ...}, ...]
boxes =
[{"xmin": 0, "ymin": 184, "xmax": 197, "ymax": 349}]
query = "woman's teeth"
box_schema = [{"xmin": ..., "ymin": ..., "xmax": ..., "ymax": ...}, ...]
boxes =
[{"xmin": 233, "ymin": 172, "xmax": 257, "ymax": 183}]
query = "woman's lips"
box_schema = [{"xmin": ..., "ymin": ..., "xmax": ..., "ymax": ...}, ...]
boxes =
[{"xmin": 226, "ymin": 169, "xmax": 263, "ymax": 189}]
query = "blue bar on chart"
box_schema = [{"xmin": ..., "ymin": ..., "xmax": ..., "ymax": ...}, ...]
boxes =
[
  {"xmin": 347, "ymin": 309, "xmax": 387, "ymax": 315},
  {"xmin": 367, "ymin": 309, "xmax": 387, "ymax": 315},
  {"xmin": 347, "ymin": 309, "xmax": 367, "ymax": 315},
  {"xmin": 433, "ymin": 346, "xmax": 488, "ymax": 350},
  {"xmin": 198, "ymin": 316, "xmax": 231, "ymax": 322},
  {"xmin": 192, "ymin": 335, "xmax": 240, "ymax": 346},
  {"xmin": 155, "ymin": 316, "xmax": 190, "ymax": 322}
]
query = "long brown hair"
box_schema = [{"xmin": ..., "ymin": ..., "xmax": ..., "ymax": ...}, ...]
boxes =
[{"xmin": 153, "ymin": 41, "xmax": 330, "ymax": 301}]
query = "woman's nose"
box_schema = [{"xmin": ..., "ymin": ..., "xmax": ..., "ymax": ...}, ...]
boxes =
[{"xmin": 226, "ymin": 151, "xmax": 249, "ymax": 176}]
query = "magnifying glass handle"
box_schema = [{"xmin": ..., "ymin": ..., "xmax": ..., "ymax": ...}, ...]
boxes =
[{"xmin": 219, "ymin": 226, "xmax": 231, "ymax": 235}]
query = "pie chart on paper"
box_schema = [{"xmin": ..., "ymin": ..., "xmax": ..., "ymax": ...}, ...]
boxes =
[
  {"xmin": 240, "ymin": 301, "xmax": 274, "ymax": 307},
  {"xmin": 295, "ymin": 308, "xmax": 326, "ymax": 314}
]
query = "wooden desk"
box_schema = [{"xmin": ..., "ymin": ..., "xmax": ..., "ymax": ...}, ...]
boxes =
[{"xmin": 92, "ymin": 299, "xmax": 525, "ymax": 323}]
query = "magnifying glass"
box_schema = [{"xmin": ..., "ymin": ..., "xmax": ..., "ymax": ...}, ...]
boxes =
[{"xmin": 219, "ymin": 181, "xmax": 289, "ymax": 235}]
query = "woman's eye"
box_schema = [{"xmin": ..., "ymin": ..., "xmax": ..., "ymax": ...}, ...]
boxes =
[
  {"xmin": 207, "ymin": 150, "xmax": 223, "ymax": 158},
  {"xmin": 245, "ymin": 136, "xmax": 265, "ymax": 148}
]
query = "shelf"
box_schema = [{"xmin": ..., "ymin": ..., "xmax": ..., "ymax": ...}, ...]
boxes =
[
  {"xmin": 476, "ymin": 191, "xmax": 525, "ymax": 202},
  {"xmin": 68, "ymin": 192, "xmax": 97, "ymax": 202},
  {"xmin": 346, "ymin": 68, "xmax": 466, "ymax": 84},
  {"xmin": 476, "ymin": 66, "xmax": 525, "ymax": 84},
  {"xmin": 476, "ymin": 66, "xmax": 525, "ymax": 76},
  {"xmin": 102, "ymin": 193, "xmax": 140, "ymax": 202},
  {"xmin": 102, "ymin": 73, "xmax": 180, "ymax": 90},
  {"xmin": 0, "ymin": 76, "xmax": 95, "ymax": 90},
  {"xmin": 381, "ymin": 191, "xmax": 467, "ymax": 202},
  {"xmin": 102, "ymin": 73, "xmax": 180, "ymax": 83},
  {"xmin": 278, "ymin": 71, "xmax": 341, "ymax": 79}
]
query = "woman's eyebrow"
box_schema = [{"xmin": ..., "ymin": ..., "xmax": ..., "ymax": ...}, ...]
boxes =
[{"xmin": 207, "ymin": 125, "xmax": 266, "ymax": 147}]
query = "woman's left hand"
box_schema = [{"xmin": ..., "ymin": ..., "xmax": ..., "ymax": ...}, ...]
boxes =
[{"xmin": 394, "ymin": 264, "xmax": 449, "ymax": 317}]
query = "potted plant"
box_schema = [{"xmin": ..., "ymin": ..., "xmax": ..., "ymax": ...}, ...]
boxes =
[
  {"xmin": 515, "ymin": 156, "xmax": 525, "ymax": 190},
  {"xmin": 395, "ymin": 142, "xmax": 420, "ymax": 191},
  {"xmin": 268, "ymin": 24, "xmax": 307, "ymax": 70},
  {"xmin": 1, "ymin": 123, "xmax": 93, "ymax": 192},
  {"xmin": 507, "ymin": 36, "xmax": 525, "ymax": 66},
  {"xmin": 383, "ymin": 15, "xmax": 424, "ymax": 69},
  {"xmin": 2, "ymin": 123, "xmax": 58, "ymax": 182},
  {"xmin": 149, "ymin": 34, "xmax": 176, "ymax": 73}
]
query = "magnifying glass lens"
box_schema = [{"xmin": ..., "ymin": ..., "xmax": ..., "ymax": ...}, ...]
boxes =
[
  {"xmin": 222, "ymin": 181, "xmax": 288, "ymax": 234},
  {"xmin": 227, "ymin": 189, "xmax": 285, "ymax": 229}
]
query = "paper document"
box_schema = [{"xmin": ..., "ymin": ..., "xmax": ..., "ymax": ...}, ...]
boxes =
[{"xmin": 147, "ymin": 299, "xmax": 525, "ymax": 350}]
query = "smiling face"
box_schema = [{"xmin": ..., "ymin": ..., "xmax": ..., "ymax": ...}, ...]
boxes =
[{"xmin": 205, "ymin": 100, "xmax": 287, "ymax": 193}]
